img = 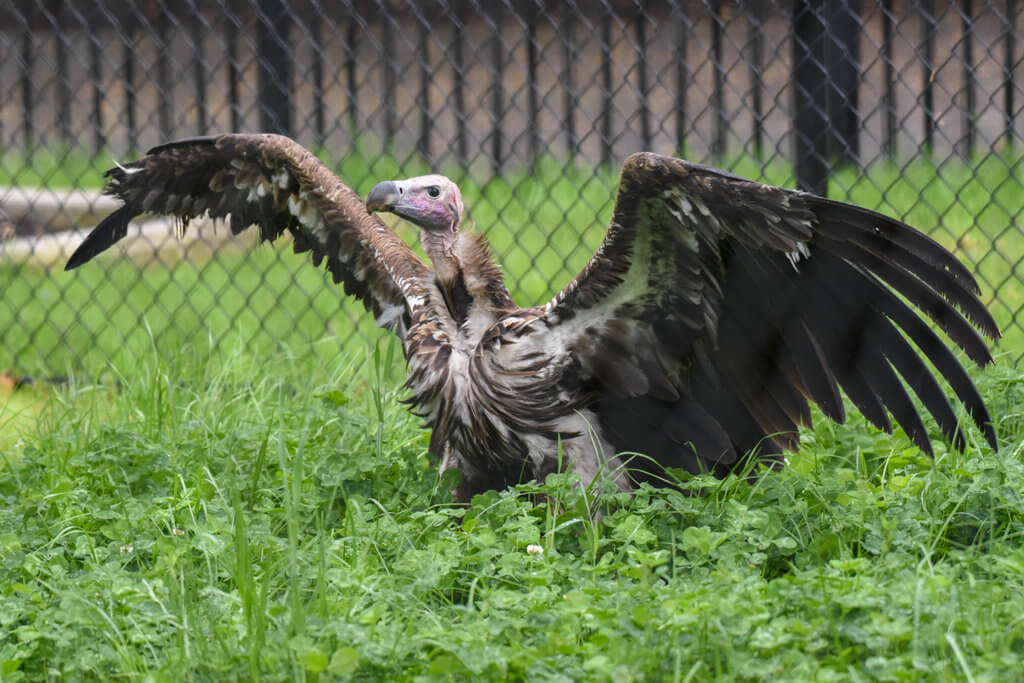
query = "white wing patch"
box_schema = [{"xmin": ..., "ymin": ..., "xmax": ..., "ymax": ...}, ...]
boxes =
[
  {"xmin": 113, "ymin": 160, "xmax": 143, "ymax": 176},
  {"xmin": 286, "ymin": 191, "xmax": 322, "ymax": 230},
  {"xmin": 273, "ymin": 167, "xmax": 292, "ymax": 189},
  {"xmin": 661, "ymin": 187, "xmax": 698, "ymax": 224},
  {"xmin": 785, "ymin": 241, "xmax": 811, "ymax": 269}
]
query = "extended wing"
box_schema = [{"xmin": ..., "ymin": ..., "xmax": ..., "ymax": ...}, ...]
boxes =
[
  {"xmin": 65, "ymin": 134, "xmax": 431, "ymax": 335},
  {"xmin": 538, "ymin": 152, "xmax": 998, "ymax": 478}
]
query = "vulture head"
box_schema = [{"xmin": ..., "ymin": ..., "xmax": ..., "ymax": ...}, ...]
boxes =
[
  {"xmin": 367, "ymin": 174, "xmax": 468, "ymax": 284},
  {"xmin": 367, "ymin": 174, "xmax": 463, "ymax": 232}
]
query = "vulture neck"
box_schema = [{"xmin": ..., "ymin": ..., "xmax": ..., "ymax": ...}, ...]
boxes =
[{"xmin": 422, "ymin": 230, "xmax": 514, "ymax": 331}]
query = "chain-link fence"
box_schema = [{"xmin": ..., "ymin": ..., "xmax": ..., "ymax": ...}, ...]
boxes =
[{"xmin": 1, "ymin": 0, "xmax": 1022, "ymax": 374}]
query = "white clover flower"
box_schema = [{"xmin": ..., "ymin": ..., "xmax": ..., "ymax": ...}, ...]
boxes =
[{"xmin": 526, "ymin": 544, "xmax": 544, "ymax": 556}]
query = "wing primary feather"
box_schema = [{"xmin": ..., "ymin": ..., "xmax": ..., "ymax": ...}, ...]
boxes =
[
  {"xmin": 819, "ymin": 224, "xmax": 997, "ymax": 338},
  {"xmin": 796, "ymin": 256, "xmax": 893, "ymax": 431},
  {"xmin": 834, "ymin": 316, "xmax": 938, "ymax": 453},
  {"xmin": 714, "ymin": 291, "xmax": 810, "ymax": 439},
  {"xmin": 65, "ymin": 205, "xmax": 136, "ymax": 270},
  {"xmin": 822, "ymin": 236, "xmax": 996, "ymax": 361},
  {"xmin": 810, "ymin": 198, "xmax": 980, "ymax": 291},
  {"xmin": 812, "ymin": 203, "xmax": 996, "ymax": 447},
  {"xmin": 812, "ymin": 256, "xmax": 983, "ymax": 450},
  {"xmin": 869, "ymin": 314, "xmax": 963, "ymax": 451},
  {"xmin": 688, "ymin": 358, "xmax": 787, "ymax": 459},
  {"xmin": 863, "ymin": 272, "xmax": 997, "ymax": 449},
  {"xmin": 791, "ymin": 321, "xmax": 845, "ymax": 423}
]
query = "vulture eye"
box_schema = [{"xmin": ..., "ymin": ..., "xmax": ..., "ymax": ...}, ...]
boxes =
[{"xmin": 427, "ymin": 186, "xmax": 441, "ymax": 198}]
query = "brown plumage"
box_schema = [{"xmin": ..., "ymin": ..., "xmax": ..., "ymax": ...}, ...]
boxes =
[{"xmin": 67, "ymin": 134, "xmax": 999, "ymax": 502}]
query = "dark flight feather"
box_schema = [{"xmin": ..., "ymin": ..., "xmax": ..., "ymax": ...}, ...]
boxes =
[{"xmin": 65, "ymin": 205, "xmax": 135, "ymax": 270}]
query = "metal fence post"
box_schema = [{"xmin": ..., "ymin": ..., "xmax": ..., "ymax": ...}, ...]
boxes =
[
  {"xmin": 793, "ymin": 0, "xmax": 830, "ymax": 195},
  {"xmin": 257, "ymin": 0, "xmax": 293, "ymax": 136}
]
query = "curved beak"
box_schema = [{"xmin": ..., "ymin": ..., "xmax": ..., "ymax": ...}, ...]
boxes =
[{"xmin": 366, "ymin": 181, "xmax": 400, "ymax": 213}]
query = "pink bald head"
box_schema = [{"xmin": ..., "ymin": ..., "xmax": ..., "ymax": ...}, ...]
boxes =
[{"xmin": 366, "ymin": 174, "xmax": 463, "ymax": 233}]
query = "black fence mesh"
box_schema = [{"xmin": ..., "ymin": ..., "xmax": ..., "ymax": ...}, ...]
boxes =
[{"xmin": 1, "ymin": 0, "xmax": 1022, "ymax": 373}]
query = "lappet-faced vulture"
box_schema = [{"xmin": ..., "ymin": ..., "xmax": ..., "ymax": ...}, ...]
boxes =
[{"xmin": 67, "ymin": 134, "xmax": 999, "ymax": 501}]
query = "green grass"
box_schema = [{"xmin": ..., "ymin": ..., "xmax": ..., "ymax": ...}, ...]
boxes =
[
  {"xmin": 0, "ymin": 381, "xmax": 48, "ymax": 454},
  {"xmin": 1, "ymin": 337, "xmax": 1024, "ymax": 680}
]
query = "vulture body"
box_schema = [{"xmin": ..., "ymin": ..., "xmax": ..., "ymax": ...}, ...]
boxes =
[{"xmin": 66, "ymin": 134, "xmax": 999, "ymax": 501}]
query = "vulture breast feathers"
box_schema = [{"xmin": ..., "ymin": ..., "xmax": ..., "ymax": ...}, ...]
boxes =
[{"xmin": 67, "ymin": 136, "xmax": 999, "ymax": 501}]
